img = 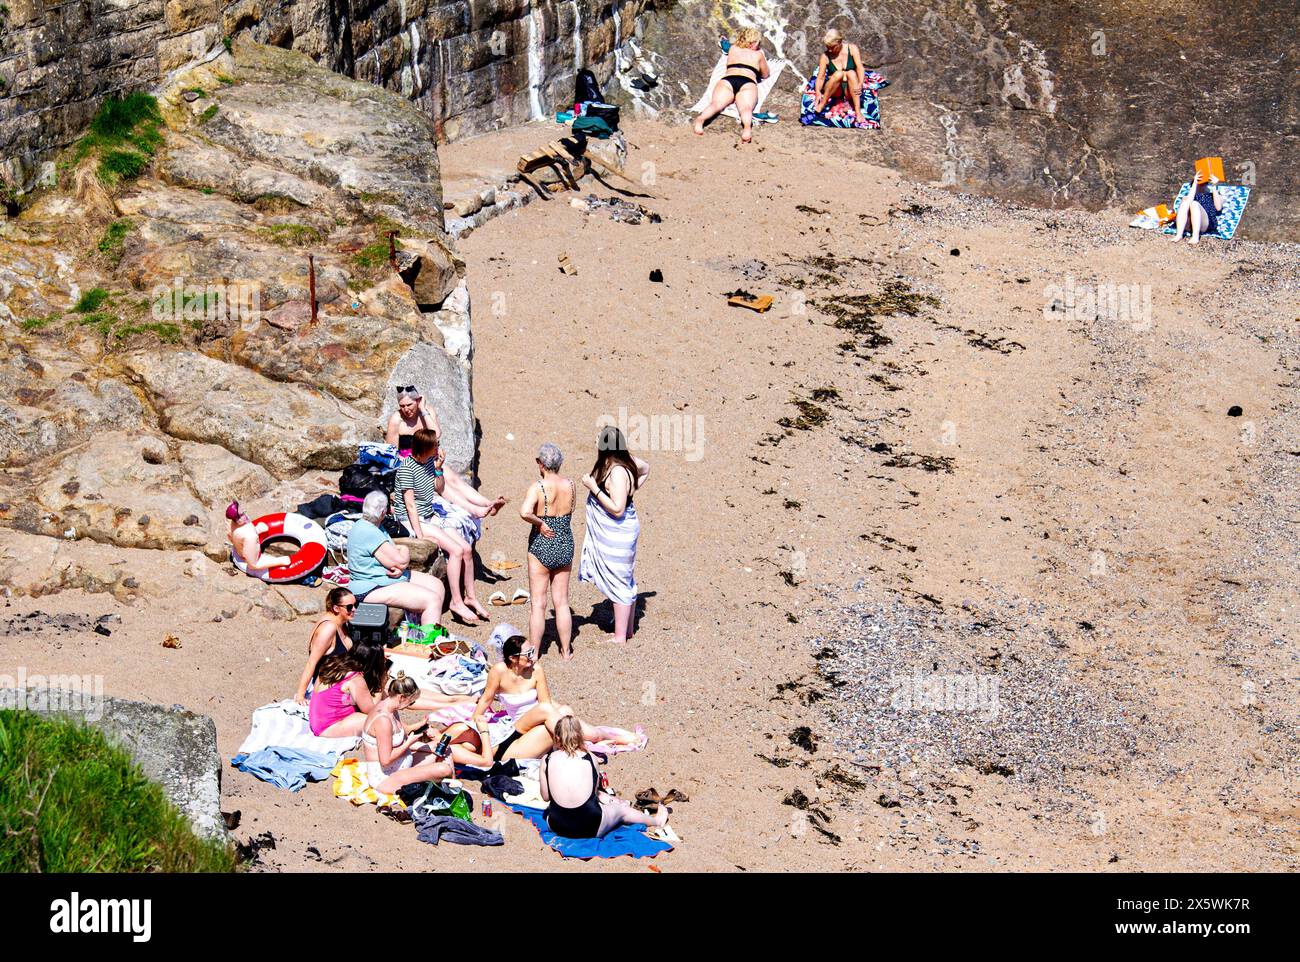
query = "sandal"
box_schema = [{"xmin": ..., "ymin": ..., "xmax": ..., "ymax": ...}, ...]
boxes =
[
  {"xmin": 511, "ymin": 588, "xmax": 530, "ymax": 605},
  {"xmin": 488, "ymin": 591, "xmax": 510, "ymax": 606}
]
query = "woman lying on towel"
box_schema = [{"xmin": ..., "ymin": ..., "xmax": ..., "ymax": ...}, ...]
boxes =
[
  {"xmin": 385, "ymin": 385, "xmax": 507, "ymax": 521},
  {"xmin": 811, "ymin": 29, "xmax": 866, "ymax": 124},
  {"xmin": 469, "ymin": 636, "xmax": 645, "ymax": 759},
  {"xmin": 1173, "ymin": 166, "xmax": 1225, "ymax": 244},
  {"xmin": 693, "ymin": 26, "xmax": 770, "ymax": 143},
  {"xmin": 541, "ymin": 716, "xmax": 668, "ymax": 839}
]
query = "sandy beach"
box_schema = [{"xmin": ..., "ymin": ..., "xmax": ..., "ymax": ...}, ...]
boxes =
[{"xmin": 3, "ymin": 106, "xmax": 1296, "ymax": 872}]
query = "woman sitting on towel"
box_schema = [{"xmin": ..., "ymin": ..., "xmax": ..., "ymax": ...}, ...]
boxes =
[
  {"xmin": 811, "ymin": 29, "xmax": 866, "ymax": 124},
  {"xmin": 693, "ymin": 26, "xmax": 770, "ymax": 143},
  {"xmin": 385, "ymin": 386, "xmax": 507, "ymax": 521},
  {"xmin": 541, "ymin": 716, "xmax": 668, "ymax": 838},
  {"xmin": 469, "ymin": 636, "xmax": 643, "ymax": 759},
  {"xmin": 393, "ymin": 429, "xmax": 490, "ymax": 624},
  {"xmin": 307, "ymin": 653, "xmax": 375, "ymax": 737},
  {"xmin": 226, "ymin": 500, "xmax": 292, "ymax": 576},
  {"xmin": 361, "ymin": 672, "xmax": 454, "ymax": 792},
  {"xmin": 1173, "ymin": 165, "xmax": 1224, "ymax": 244},
  {"xmin": 293, "ymin": 587, "xmax": 356, "ymax": 705},
  {"xmin": 346, "ymin": 491, "xmax": 446, "ymax": 625}
]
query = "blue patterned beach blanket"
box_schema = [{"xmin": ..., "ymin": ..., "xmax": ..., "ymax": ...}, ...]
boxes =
[
  {"xmin": 799, "ymin": 70, "xmax": 888, "ymax": 129},
  {"xmin": 1162, "ymin": 183, "xmax": 1251, "ymax": 240}
]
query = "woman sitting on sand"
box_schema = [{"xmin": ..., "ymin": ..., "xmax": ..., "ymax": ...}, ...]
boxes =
[
  {"xmin": 361, "ymin": 673, "xmax": 454, "ymax": 793},
  {"xmin": 226, "ymin": 500, "xmax": 291, "ymax": 576},
  {"xmin": 293, "ymin": 587, "xmax": 356, "ymax": 705},
  {"xmin": 811, "ymin": 29, "xmax": 866, "ymax": 123},
  {"xmin": 346, "ymin": 491, "xmax": 445, "ymax": 625},
  {"xmin": 1173, "ymin": 165, "xmax": 1225, "ymax": 244},
  {"xmin": 541, "ymin": 715, "xmax": 668, "ymax": 838},
  {"xmin": 385, "ymin": 386, "xmax": 507, "ymax": 522},
  {"xmin": 693, "ymin": 26, "xmax": 770, "ymax": 143},
  {"xmin": 520, "ymin": 442, "xmax": 576, "ymax": 659},
  {"xmin": 307, "ymin": 653, "xmax": 375, "ymax": 737},
  {"xmin": 578, "ymin": 427, "xmax": 649, "ymax": 645},
  {"xmin": 469, "ymin": 636, "xmax": 643, "ymax": 759},
  {"xmin": 393, "ymin": 429, "xmax": 490, "ymax": 625}
]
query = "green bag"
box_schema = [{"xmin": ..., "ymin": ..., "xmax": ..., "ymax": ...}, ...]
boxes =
[{"xmin": 399, "ymin": 621, "xmax": 448, "ymax": 646}]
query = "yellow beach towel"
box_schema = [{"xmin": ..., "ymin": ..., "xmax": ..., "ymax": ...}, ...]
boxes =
[{"xmin": 331, "ymin": 758, "xmax": 404, "ymax": 809}]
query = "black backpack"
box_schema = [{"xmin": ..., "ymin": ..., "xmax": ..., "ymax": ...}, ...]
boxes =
[
  {"xmin": 339, "ymin": 462, "xmax": 394, "ymax": 500},
  {"xmin": 575, "ymin": 68, "xmax": 604, "ymax": 104}
]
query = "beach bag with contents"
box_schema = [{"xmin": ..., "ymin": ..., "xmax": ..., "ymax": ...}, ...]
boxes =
[
  {"xmin": 340, "ymin": 462, "xmax": 394, "ymax": 499},
  {"xmin": 574, "ymin": 68, "xmax": 604, "ymax": 105},
  {"xmin": 402, "ymin": 780, "xmax": 473, "ymax": 822},
  {"xmin": 584, "ymin": 102, "xmax": 620, "ymax": 131}
]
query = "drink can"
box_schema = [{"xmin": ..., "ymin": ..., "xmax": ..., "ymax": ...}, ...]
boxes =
[
  {"xmin": 599, "ymin": 771, "xmax": 610, "ymax": 792},
  {"xmin": 483, "ymin": 799, "xmax": 493, "ymax": 818},
  {"xmin": 434, "ymin": 733, "xmax": 452, "ymax": 759}
]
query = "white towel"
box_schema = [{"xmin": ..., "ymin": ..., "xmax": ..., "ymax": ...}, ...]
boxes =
[
  {"xmin": 235, "ymin": 699, "xmax": 359, "ymax": 757},
  {"xmin": 691, "ymin": 55, "xmax": 788, "ymax": 118}
]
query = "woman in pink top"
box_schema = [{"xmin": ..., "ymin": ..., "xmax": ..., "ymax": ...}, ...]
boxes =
[{"xmin": 308, "ymin": 655, "xmax": 375, "ymax": 737}]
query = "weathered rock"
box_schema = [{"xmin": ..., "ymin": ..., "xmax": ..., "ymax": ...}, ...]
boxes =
[
  {"xmin": 0, "ymin": 529, "xmax": 295, "ymax": 619},
  {"xmin": 32, "ymin": 432, "xmax": 220, "ymax": 552},
  {"xmin": 639, "ymin": 0, "xmax": 1299, "ymax": 240},
  {"xmin": 383, "ymin": 341, "xmax": 475, "ymax": 476},
  {"xmin": 121, "ymin": 350, "xmax": 375, "ymax": 480},
  {"xmin": 395, "ymin": 234, "xmax": 463, "ymax": 308},
  {"xmin": 0, "ymin": 689, "xmax": 227, "ymax": 840},
  {"xmin": 178, "ymin": 440, "xmax": 276, "ymax": 507}
]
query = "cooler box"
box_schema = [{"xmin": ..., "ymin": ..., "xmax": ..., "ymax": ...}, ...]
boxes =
[{"xmin": 351, "ymin": 602, "xmax": 390, "ymax": 648}]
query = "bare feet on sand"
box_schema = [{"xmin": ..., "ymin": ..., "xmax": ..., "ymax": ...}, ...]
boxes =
[{"xmin": 692, "ymin": 118, "xmax": 705, "ymax": 135}]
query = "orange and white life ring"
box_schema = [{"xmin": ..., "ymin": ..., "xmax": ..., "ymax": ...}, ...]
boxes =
[{"xmin": 232, "ymin": 512, "xmax": 327, "ymax": 584}]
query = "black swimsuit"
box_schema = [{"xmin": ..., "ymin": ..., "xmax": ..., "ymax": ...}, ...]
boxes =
[
  {"xmin": 527, "ymin": 478, "xmax": 575, "ymax": 570},
  {"xmin": 723, "ymin": 61, "xmax": 761, "ymax": 94},
  {"xmin": 543, "ymin": 751, "xmax": 603, "ymax": 838}
]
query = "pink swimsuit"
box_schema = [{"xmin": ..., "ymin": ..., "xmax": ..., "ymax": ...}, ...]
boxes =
[{"xmin": 309, "ymin": 672, "xmax": 359, "ymax": 736}]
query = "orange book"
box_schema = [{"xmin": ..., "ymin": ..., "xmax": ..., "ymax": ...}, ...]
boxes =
[{"xmin": 1195, "ymin": 157, "xmax": 1225, "ymax": 184}]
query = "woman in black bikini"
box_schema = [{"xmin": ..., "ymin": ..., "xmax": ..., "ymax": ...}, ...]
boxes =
[
  {"xmin": 519, "ymin": 443, "xmax": 577, "ymax": 660},
  {"xmin": 812, "ymin": 28, "xmax": 866, "ymax": 123},
  {"xmin": 693, "ymin": 27, "xmax": 770, "ymax": 143},
  {"xmin": 540, "ymin": 716, "xmax": 668, "ymax": 839}
]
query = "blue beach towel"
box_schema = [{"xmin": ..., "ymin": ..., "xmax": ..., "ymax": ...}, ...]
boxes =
[
  {"xmin": 505, "ymin": 802, "xmax": 673, "ymax": 860},
  {"xmin": 1162, "ymin": 183, "xmax": 1252, "ymax": 240},
  {"xmin": 232, "ymin": 747, "xmax": 340, "ymax": 792}
]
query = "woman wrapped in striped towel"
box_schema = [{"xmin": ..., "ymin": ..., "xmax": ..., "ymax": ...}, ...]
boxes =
[{"xmin": 578, "ymin": 427, "xmax": 649, "ymax": 644}]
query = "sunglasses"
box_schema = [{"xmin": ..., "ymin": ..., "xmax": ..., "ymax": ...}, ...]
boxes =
[
  {"xmin": 396, "ymin": 386, "xmax": 418, "ymax": 396},
  {"xmin": 339, "ymin": 603, "xmax": 357, "ymax": 612}
]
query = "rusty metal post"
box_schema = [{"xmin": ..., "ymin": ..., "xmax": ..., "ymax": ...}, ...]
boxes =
[
  {"xmin": 308, "ymin": 254, "xmax": 318, "ymax": 326},
  {"xmin": 388, "ymin": 230, "xmax": 398, "ymax": 269}
]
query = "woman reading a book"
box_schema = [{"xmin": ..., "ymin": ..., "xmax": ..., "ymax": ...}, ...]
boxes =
[{"xmin": 1173, "ymin": 164, "xmax": 1224, "ymax": 244}]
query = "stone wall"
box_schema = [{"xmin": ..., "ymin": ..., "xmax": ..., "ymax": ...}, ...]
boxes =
[{"xmin": 0, "ymin": 0, "xmax": 654, "ymax": 191}]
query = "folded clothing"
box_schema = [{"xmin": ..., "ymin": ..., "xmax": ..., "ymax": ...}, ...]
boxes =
[
  {"xmin": 414, "ymin": 811, "xmax": 503, "ymax": 846},
  {"xmin": 231, "ymin": 746, "xmax": 338, "ymax": 792},
  {"xmin": 505, "ymin": 802, "xmax": 673, "ymax": 859},
  {"xmin": 331, "ymin": 757, "xmax": 402, "ymax": 808}
]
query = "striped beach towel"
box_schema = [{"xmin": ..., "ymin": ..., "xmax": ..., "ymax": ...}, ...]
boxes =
[
  {"xmin": 1161, "ymin": 183, "xmax": 1251, "ymax": 240},
  {"xmin": 235, "ymin": 699, "xmax": 359, "ymax": 758},
  {"xmin": 578, "ymin": 495, "xmax": 640, "ymax": 607}
]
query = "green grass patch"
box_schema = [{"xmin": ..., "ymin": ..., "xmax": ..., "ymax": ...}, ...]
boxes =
[
  {"xmin": 0, "ymin": 711, "xmax": 237, "ymax": 872},
  {"xmin": 216, "ymin": 74, "xmax": 235, "ymax": 86},
  {"xmin": 97, "ymin": 218, "xmax": 134, "ymax": 265},
  {"xmin": 73, "ymin": 287, "xmax": 110, "ymax": 313},
  {"xmin": 183, "ymin": 87, "xmax": 207, "ymax": 99},
  {"xmin": 20, "ymin": 313, "xmax": 58, "ymax": 331},
  {"xmin": 257, "ymin": 222, "xmax": 322, "ymax": 247},
  {"xmin": 75, "ymin": 93, "xmax": 163, "ymax": 187},
  {"xmin": 114, "ymin": 321, "xmax": 182, "ymax": 344},
  {"xmin": 198, "ymin": 104, "xmax": 218, "ymax": 124},
  {"xmin": 352, "ymin": 216, "xmax": 405, "ymax": 272}
]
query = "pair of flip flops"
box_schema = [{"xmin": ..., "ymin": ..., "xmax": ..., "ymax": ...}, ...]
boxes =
[{"xmin": 488, "ymin": 588, "xmax": 531, "ymax": 606}]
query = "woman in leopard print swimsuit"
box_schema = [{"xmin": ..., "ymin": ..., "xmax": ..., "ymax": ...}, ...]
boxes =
[{"xmin": 519, "ymin": 443, "xmax": 577, "ymax": 660}]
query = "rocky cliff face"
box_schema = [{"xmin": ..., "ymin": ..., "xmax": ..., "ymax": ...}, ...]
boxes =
[
  {"xmin": 636, "ymin": 0, "xmax": 1298, "ymax": 240},
  {"xmin": 0, "ymin": 0, "xmax": 654, "ymax": 192},
  {"xmin": 0, "ymin": 42, "xmax": 472, "ymax": 585}
]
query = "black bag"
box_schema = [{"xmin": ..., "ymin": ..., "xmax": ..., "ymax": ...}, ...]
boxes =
[
  {"xmin": 574, "ymin": 68, "xmax": 604, "ymax": 105},
  {"xmin": 585, "ymin": 102, "xmax": 620, "ymax": 131},
  {"xmin": 339, "ymin": 462, "xmax": 394, "ymax": 500}
]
